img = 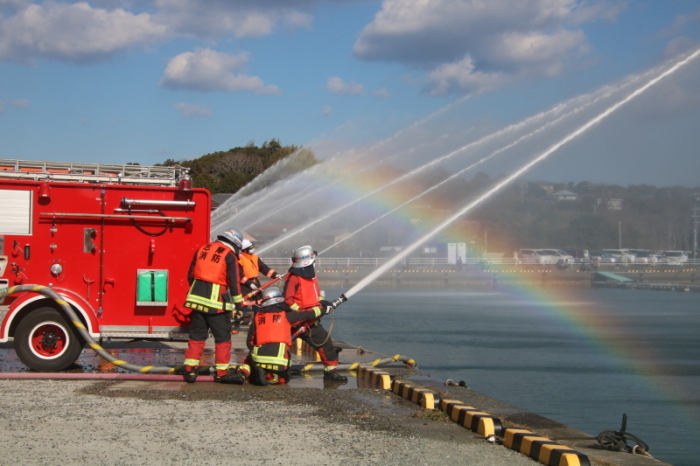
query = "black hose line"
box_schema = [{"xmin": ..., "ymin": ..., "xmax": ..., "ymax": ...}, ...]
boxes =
[
  {"xmin": 0, "ymin": 284, "xmax": 185, "ymax": 374},
  {"xmin": 1, "ymin": 285, "xmax": 416, "ymax": 375}
]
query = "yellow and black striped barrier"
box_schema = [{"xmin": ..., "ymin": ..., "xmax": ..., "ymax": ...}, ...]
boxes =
[
  {"xmin": 356, "ymin": 366, "xmax": 391, "ymax": 389},
  {"xmin": 439, "ymin": 398, "xmax": 503, "ymax": 437},
  {"xmin": 503, "ymin": 428, "xmax": 590, "ymax": 466},
  {"xmin": 391, "ymin": 379, "xmax": 436, "ymax": 409}
]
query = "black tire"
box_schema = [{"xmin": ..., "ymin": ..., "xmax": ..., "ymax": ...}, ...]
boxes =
[{"xmin": 14, "ymin": 307, "xmax": 85, "ymax": 372}]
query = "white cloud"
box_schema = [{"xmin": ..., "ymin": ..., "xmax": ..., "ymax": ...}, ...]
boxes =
[
  {"xmin": 152, "ymin": 0, "xmax": 313, "ymax": 38},
  {"xmin": 0, "ymin": 1, "xmax": 316, "ymax": 64},
  {"xmin": 0, "ymin": 98, "xmax": 29, "ymax": 113},
  {"xmin": 354, "ymin": 0, "xmax": 610, "ymax": 94},
  {"xmin": 174, "ymin": 102, "xmax": 212, "ymax": 118},
  {"xmin": 327, "ymin": 76, "xmax": 364, "ymax": 95},
  {"xmin": 0, "ymin": 2, "xmax": 166, "ymax": 63},
  {"xmin": 570, "ymin": 0, "xmax": 628, "ymax": 23},
  {"xmin": 426, "ymin": 56, "xmax": 509, "ymax": 95},
  {"xmin": 373, "ymin": 87, "xmax": 389, "ymax": 99},
  {"xmin": 160, "ymin": 47, "xmax": 281, "ymax": 94}
]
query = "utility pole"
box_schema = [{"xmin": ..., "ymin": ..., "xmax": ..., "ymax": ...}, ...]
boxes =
[
  {"xmin": 618, "ymin": 220, "xmax": 622, "ymax": 249},
  {"xmin": 693, "ymin": 193, "xmax": 700, "ymax": 259}
]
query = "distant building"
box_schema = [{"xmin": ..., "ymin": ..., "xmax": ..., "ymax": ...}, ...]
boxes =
[
  {"xmin": 607, "ymin": 198, "xmax": 623, "ymax": 210},
  {"xmin": 549, "ymin": 190, "xmax": 578, "ymax": 201}
]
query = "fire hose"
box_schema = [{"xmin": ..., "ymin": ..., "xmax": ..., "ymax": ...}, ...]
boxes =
[
  {"xmin": 0, "ymin": 285, "xmax": 417, "ymax": 376},
  {"xmin": 0, "ymin": 284, "xmax": 187, "ymax": 374},
  {"xmin": 291, "ymin": 354, "xmax": 416, "ymax": 374}
]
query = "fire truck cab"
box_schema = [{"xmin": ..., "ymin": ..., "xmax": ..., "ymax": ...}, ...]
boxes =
[{"xmin": 0, "ymin": 159, "xmax": 211, "ymax": 371}]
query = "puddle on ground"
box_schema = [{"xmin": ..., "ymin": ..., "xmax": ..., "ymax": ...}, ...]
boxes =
[
  {"xmin": 0, "ymin": 343, "xmax": 359, "ymax": 390},
  {"xmin": 106, "ymin": 375, "xmax": 358, "ymax": 392}
]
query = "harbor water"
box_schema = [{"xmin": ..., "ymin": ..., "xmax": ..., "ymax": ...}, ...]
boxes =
[{"xmin": 329, "ymin": 286, "xmax": 700, "ymax": 466}]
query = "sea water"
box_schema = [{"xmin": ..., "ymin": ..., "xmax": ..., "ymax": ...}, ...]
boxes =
[{"xmin": 329, "ymin": 286, "xmax": 700, "ymax": 466}]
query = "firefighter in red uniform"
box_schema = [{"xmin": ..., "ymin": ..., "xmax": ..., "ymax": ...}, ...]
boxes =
[
  {"xmin": 283, "ymin": 245, "xmax": 347, "ymax": 382},
  {"xmin": 238, "ymin": 239, "xmax": 280, "ymax": 296},
  {"xmin": 236, "ymin": 287, "xmax": 330, "ymax": 385},
  {"xmin": 182, "ymin": 228, "xmax": 247, "ymax": 384}
]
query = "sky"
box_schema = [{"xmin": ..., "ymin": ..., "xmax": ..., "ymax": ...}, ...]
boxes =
[{"xmin": 1, "ymin": 0, "xmax": 700, "ymax": 187}]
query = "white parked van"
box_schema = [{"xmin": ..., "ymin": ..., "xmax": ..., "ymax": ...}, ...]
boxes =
[
  {"xmin": 602, "ymin": 249, "xmax": 635, "ymax": 263},
  {"xmin": 662, "ymin": 250, "xmax": 688, "ymax": 264}
]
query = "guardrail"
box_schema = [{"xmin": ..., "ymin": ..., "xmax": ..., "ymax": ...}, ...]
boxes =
[{"xmin": 261, "ymin": 257, "xmax": 700, "ymax": 268}]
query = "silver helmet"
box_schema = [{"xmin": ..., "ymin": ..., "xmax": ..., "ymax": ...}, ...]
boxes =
[
  {"xmin": 261, "ymin": 287, "xmax": 284, "ymax": 307},
  {"xmin": 291, "ymin": 245, "xmax": 316, "ymax": 268},
  {"xmin": 217, "ymin": 228, "xmax": 243, "ymax": 249}
]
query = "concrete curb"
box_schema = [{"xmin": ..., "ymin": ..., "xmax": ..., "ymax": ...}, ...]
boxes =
[{"xmin": 357, "ymin": 368, "xmax": 592, "ymax": 466}]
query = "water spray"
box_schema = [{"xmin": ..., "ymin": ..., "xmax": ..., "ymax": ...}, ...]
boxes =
[
  {"xmin": 216, "ymin": 95, "xmax": 472, "ymax": 227},
  {"xmin": 255, "ymin": 69, "xmax": 652, "ymax": 255},
  {"xmin": 319, "ymin": 79, "xmax": 631, "ymax": 255},
  {"xmin": 342, "ymin": 47, "xmax": 700, "ymax": 299}
]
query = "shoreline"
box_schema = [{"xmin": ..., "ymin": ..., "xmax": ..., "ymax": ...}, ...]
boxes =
[{"xmin": 315, "ymin": 266, "xmax": 700, "ymax": 289}]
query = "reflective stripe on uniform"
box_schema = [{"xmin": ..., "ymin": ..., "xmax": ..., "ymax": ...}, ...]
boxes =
[
  {"xmin": 252, "ymin": 345, "xmax": 288, "ymax": 367},
  {"xmin": 185, "ymin": 294, "xmax": 224, "ymax": 310}
]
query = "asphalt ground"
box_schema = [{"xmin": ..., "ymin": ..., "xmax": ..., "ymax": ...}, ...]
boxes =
[{"xmin": 0, "ymin": 332, "xmax": 667, "ymax": 466}]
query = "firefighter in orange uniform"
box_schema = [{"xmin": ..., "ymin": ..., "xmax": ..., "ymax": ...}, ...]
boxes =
[
  {"xmin": 182, "ymin": 228, "xmax": 246, "ymax": 384},
  {"xmin": 283, "ymin": 245, "xmax": 347, "ymax": 382},
  {"xmin": 236, "ymin": 287, "xmax": 330, "ymax": 385},
  {"xmin": 238, "ymin": 239, "xmax": 280, "ymax": 296}
]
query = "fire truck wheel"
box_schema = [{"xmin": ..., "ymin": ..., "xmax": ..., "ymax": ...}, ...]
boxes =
[{"xmin": 15, "ymin": 307, "xmax": 85, "ymax": 372}]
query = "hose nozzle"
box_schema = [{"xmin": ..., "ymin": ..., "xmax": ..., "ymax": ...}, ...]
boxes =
[{"xmin": 331, "ymin": 294, "xmax": 348, "ymax": 309}]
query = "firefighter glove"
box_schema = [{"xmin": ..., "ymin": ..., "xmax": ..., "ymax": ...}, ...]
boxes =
[{"xmin": 320, "ymin": 300, "xmax": 334, "ymax": 315}]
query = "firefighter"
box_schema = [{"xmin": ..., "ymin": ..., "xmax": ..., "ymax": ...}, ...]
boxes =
[
  {"xmin": 236, "ymin": 287, "xmax": 331, "ymax": 385},
  {"xmin": 182, "ymin": 228, "xmax": 247, "ymax": 384},
  {"xmin": 283, "ymin": 245, "xmax": 347, "ymax": 382},
  {"xmin": 239, "ymin": 239, "xmax": 280, "ymax": 297}
]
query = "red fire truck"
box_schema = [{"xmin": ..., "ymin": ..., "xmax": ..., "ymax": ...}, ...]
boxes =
[{"xmin": 0, "ymin": 159, "xmax": 211, "ymax": 372}]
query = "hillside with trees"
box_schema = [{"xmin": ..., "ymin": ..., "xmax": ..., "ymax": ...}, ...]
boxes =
[
  {"xmin": 434, "ymin": 172, "xmax": 699, "ymax": 254},
  {"xmin": 161, "ymin": 139, "xmax": 318, "ymax": 195}
]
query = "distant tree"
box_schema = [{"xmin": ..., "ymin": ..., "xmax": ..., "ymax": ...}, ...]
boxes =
[{"xmin": 165, "ymin": 140, "xmax": 319, "ymax": 195}]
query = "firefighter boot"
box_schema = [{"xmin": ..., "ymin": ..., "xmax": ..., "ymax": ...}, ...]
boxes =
[
  {"xmin": 184, "ymin": 367, "xmax": 198, "ymax": 383},
  {"xmin": 251, "ymin": 366, "xmax": 268, "ymax": 386},
  {"xmin": 214, "ymin": 369, "xmax": 245, "ymax": 384},
  {"xmin": 323, "ymin": 370, "xmax": 347, "ymax": 382}
]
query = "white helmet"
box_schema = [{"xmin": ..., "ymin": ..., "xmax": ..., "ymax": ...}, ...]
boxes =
[
  {"xmin": 261, "ymin": 287, "xmax": 284, "ymax": 307},
  {"xmin": 292, "ymin": 245, "xmax": 316, "ymax": 268},
  {"xmin": 241, "ymin": 239, "xmax": 253, "ymax": 252},
  {"xmin": 217, "ymin": 228, "xmax": 243, "ymax": 249}
]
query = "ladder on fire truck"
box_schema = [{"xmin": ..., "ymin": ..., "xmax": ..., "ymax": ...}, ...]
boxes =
[{"xmin": 0, "ymin": 158, "xmax": 188, "ymax": 187}]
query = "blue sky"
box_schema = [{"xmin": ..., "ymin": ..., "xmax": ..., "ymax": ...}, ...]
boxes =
[{"xmin": 1, "ymin": 0, "xmax": 699, "ymax": 186}]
